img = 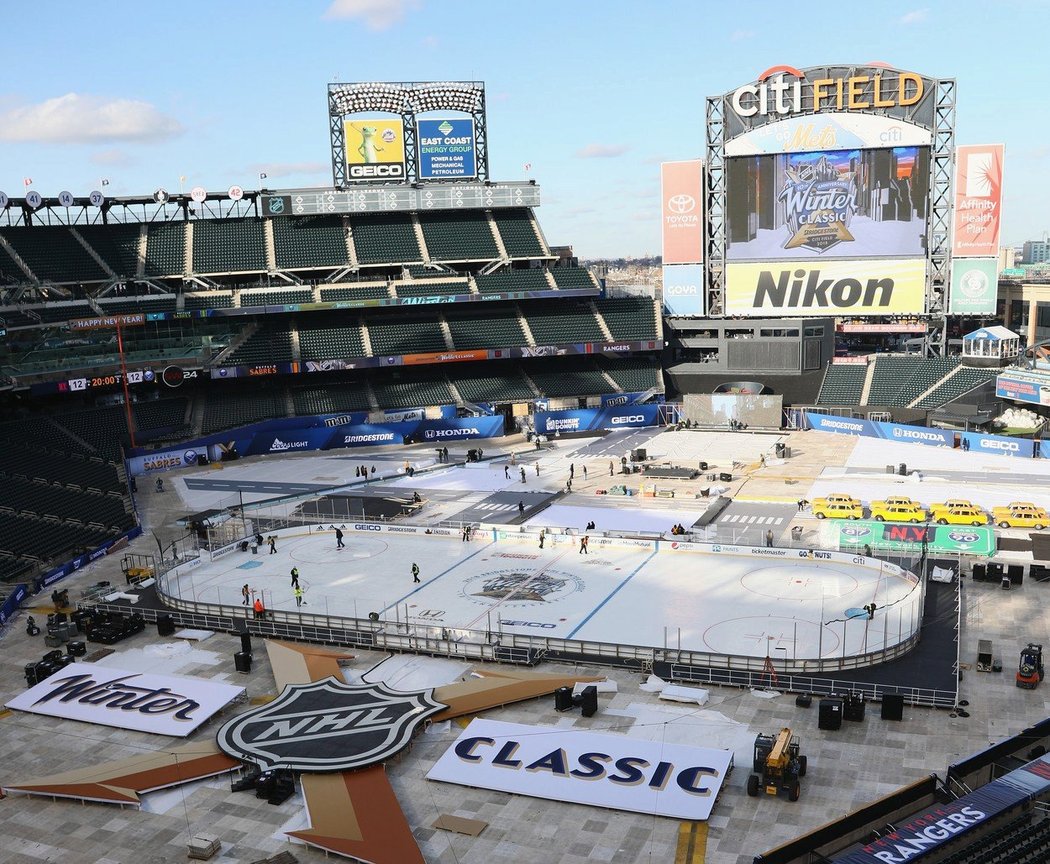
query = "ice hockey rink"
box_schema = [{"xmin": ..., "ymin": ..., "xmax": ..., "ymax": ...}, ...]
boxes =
[{"xmin": 166, "ymin": 524, "xmax": 922, "ymax": 661}]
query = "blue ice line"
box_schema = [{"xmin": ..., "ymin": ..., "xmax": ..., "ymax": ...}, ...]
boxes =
[
  {"xmin": 380, "ymin": 540, "xmax": 494, "ymax": 613},
  {"xmin": 566, "ymin": 547, "xmax": 660, "ymax": 639}
]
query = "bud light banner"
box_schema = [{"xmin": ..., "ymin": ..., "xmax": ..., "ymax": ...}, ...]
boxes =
[{"xmin": 535, "ymin": 405, "xmax": 662, "ymax": 435}]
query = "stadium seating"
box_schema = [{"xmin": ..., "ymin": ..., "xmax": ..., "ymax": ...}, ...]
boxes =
[
  {"xmin": 31, "ymin": 302, "xmax": 96, "ymax": 324},
  {"xmin": 867, "ymin": 356, "xmax": 959, "ymax": 407},
  {"xmin": 446, "ymin": 309, "xmax": 527, "ymax": 349},
  {"xmin": 133, "ymin": 398, "xmax": 189, "ymax": 432},
  {"xmin": 551, "ymin": 266, "xmax": 598, "ymax": 290},
  {"xmin": 528, "ymin": 359, "xmax": 616, "ymax": 397},
  {"xmin": 350, "ymin": 213, "xmax": 422, "ymax": 265},
  {"xmin": 52, "ymin": 406, "xmax": 130, "ymax": 462},
  {"xmin": 144, "ymin": 223, "xmax": 187, "ymax": 276},
  {"xmin": 239, "ymin": 288, "xmax": 313, "ymax": 307},
  {"xmin": 418, "ymin": 210, "xmax": 499, "ymax": 261},
  {"xmin": 76, "ymin": 224, "xmax": 142, "ymax": 278},
  {"xmin": 599, "ymin": 357, "xmax": 662, "ymax": 392},
  {"xmin": 185, "ymin": 292, "xmax": 234, "ymax": 310},
  {"xmin": 394, "ymin": 280, "xmax": 468, "ymax": 298},
  {"xmin": 319, "ymin": 284, "xmax": 391, "ymax": 302},
  {"xmin": 371, "ymin": 373, "xmax": 454, "ymax": 409},
  {"xmin": 291, "ymin": 384, "xmax": 372, "ymax": 415},
  {"xmin": 493, "ymin": 209, "xmax": 546, "ymax": 258},
  {"xmin": 1, "ymin": 475, "xmax": 130, "ymax": 529},
  {"xmin": 0, "ymin": 439, "xmax": 123, "ymax": 492},
  {"xmin": 366, "ymin": 316, "xmax": 447, "ymax": 355},
  {"xmin": 272, "ymin": 215, "xmax": 349, "ymax": 270},
  {"xmin": 0, "ymin": 556, "xmax": 32, "ymax": 583},
  {"xmin": 298, "ymin": 319, "xmax": 366, "ymax": 359},
  {"xmin": 939, "ymin": 811, "xmax": 1050, "ymax": 864},
  {"xmin": 0, "ymin": 243, "xmax": 26, "ymax": 284},
  {"xmin": 595, "ymin": 297, "xmax": 658, "ymax": 340},
  {"xmin": 816, "ymin": 363, "xmax": 869, "ymax": 405},
  {"xmin": 0, "ymin": 227, "xmax": 109, "ymax": 283},
  {"xmin": 914, "ymin": 366, "xmax": 998, "ymax": 409},
  {"xmin": 192, "ymin": 219, "xmax": 267, "ymax": 274},
  {"xmin": 224, "ymin": 325, "xmax": 295, "ymax": 365},
  {"xmin": 0, "ymin": 307, "xmax": 39, "ymax": 328},
  {"xmin": 523, "ymin": 302, "xmax": 606, "ymax": 344},
  {"xmin": 453, "ymin": 367, "xmax": 536, "ymax": 403},
  {"xmin": 0, "ymin": 511, "xmax": 116, "ymax": 562},
  {"xmin": 96, "ymin": 296, "xmax": 178, "ymax": 315},
  {"xmin": 201, "ymin": 387, "xmax": 285, "ymax": 434},
  {"xmin": 475, "ymin": 269, "xmax": 551, "ymax": 294}
]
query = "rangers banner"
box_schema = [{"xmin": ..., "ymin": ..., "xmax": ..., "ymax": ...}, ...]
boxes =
[
  {"xmin": 661, "ymin": 161, "xmax": 703, "ymax": 265},
  {"xmin": 953, "ymin": 144, "xmax": 1004, "ymax": 257},
  {"xmin": 726, "ymin": 258, "xmax": 926, "ymax": 316}
]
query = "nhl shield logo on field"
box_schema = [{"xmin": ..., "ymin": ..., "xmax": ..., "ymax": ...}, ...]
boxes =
[{"xmin": 216, "ymin": 678, "xmax": 445, "ymax": 772}]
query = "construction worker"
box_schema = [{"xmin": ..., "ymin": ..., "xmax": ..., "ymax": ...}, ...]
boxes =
[
  {"xmin": 294, "ymin": 584, "xmax": 304, "ymax": 608},
  {"xmin": 412, "ymin": 563, "xmax": 421, "ymax": 583}
]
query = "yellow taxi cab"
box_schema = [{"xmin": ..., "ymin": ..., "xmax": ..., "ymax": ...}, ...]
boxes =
[
  {"xmin": 992, "ymin": 503, "xmax": 1049, "ymax": 529},
  {"xmin": 935, "ymin": 505, "xmax": 988, "ymax": 526},
  {"xmin": 812, "ymin": 492, "xmax": 860, "ymax": 510},
  {"xmin": 813, "ymin": 499, "xmax": 864, "ymax": 520},
  {"xmin": 869, "ymin": 501, "xmax": 928, "ymax": 523},
  {"xmin": 929, "ymin": 499, "xmax": 977, "ymax": 518}
]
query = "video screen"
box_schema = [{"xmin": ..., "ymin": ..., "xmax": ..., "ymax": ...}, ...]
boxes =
[{"xmin": 725, "ymin": 146, "xmax": 930, "ymax": 261}]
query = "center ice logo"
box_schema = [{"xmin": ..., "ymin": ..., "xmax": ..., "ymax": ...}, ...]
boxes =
[{"xmin": 460, "ymin": 568, "xmax": 583, "ymax": 607}]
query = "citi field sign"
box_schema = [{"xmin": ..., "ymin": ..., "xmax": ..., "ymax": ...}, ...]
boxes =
[{"xmin": 730, "ymin": 64, "xmax": 927, "ymax": 120}]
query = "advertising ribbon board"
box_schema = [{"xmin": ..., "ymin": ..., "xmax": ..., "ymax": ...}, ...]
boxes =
[
  {"xmin": 829, "ymin": 520, "xmax": 995, "ymax": 557},
  {"xmin": 5, "ymin": 663, "xmax": 245, "ymax": 737},
  {"xmin": 427, "ymin": 718, "xmax": 733, "ymax": 820},
  {"xmin": 996, "ymin": 374, "xmax": 1050, "ymax": 406},
  {"xmin": 726, "ymin": 259, "xmax": 926, "ymax": 317}
]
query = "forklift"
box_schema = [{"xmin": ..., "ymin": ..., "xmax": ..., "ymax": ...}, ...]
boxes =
[
  {"xmin": 1016, "ymin": 643, "xmax": 1045, "ymax": 689},
  {"xmin": 747, "ymin": 728, "xmax": 806, "ymax": 802}
]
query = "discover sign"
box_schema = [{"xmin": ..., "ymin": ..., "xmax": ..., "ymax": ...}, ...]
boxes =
[
  {"xmin": 6, "ymin": 664, "xmax": 245, "ymax": 737},
  {"xmin": 427, "ymin": 718, "xmax": 733, "ymax": 820}
]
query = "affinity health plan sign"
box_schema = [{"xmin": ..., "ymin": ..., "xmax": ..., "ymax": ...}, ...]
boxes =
[
  {"xmin": 6, "ymin": 663, "xmax": 245, "ymax": 737},
  {"xmin": 427, "ymin": 718, "xmax": 733, "ymax": 820}
]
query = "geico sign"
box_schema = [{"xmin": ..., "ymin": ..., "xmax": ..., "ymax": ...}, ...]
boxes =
[
  {"xmin": 610, "ymin": 415, "xmax": 646, "ymax": 424},
  {"xmin": 349, "ymin": 164, "xmax": 405, "ymax": 179},
  {"xmin": 730, "ymin": 66, "xmax": 924, "ymax": 119},
  {"xmin": 754, "ymin": 268, "xmax": 894, "ymax": 309},
  {"xmin": 977, "ymin": 439, "xmax": 1020, "ymax": 452}
]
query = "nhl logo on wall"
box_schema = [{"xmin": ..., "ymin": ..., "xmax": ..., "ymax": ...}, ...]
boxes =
[{"xmin": 216, "ymin": 678, "xmax": 445, "ymax": 772}]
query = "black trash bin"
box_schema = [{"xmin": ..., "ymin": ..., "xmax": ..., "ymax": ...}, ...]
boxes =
[
  {"xmin": 554, "ymin": 686, "xmax": 573, "ymax": 712},
  {"xmin": 156, "ymin": 613, "xmax": 175, "ymax": 637},
  {"xmin": 239, "ymin": 632, "xmax": 252, "ymax": 655},
  {"xmin": 234, "ymin": 651, "xmax": 252, "ymax": 674}
]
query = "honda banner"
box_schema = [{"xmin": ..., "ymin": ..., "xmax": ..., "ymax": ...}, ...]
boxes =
[
  {"xmin": 953, "ymin": 144, "xmax": 1004, "ymax": 257},
  {"xmin": 661, "ymin": 161, "xmax": 703, "ymax": 265}
]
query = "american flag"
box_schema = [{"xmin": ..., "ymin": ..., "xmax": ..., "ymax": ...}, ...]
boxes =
[
  {"xmin": 22, "ymin": 177, "xmax": 32, "ymax": 187},
  {"xmin": 523, "ymin": 162, "xmax": 532, "ymax": 173}
]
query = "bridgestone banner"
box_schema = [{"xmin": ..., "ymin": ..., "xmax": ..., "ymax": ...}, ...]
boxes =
[{"xmin": 726, "ymin": 258, "xmax": 926, "ymax": 316}]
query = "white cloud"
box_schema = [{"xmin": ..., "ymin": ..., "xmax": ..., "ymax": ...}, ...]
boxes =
[
  {"xmin": 730, "ymin": 29, "xmax": 755, "ymax": 41},
  {"xmin": 90, "ymin": 148, "xmax": 135, "ymax": 167},
  {"xmin": 250, "ymin": 161, "xmax": 329, "ymax": 178},
  {"xmin": 899, "ymin": 8, "xmax": 928, "ymax": 23},
  {"xmin": 575, "ymin": 144, "xmax": 630, "ymax": 159},
  {"xmin": 421, "ymin": 34, "xmax": 439, "ymax": 48},
  {"xmin": 0, "ymin": 93, "xmax": 182, "ymax": 144},
  {"xmin": 323, "ymin": 0, "xmax": 420, "ymax": 29}
]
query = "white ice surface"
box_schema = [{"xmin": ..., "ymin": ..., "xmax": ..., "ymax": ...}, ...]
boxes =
[{"xmin": 523, "ymin": 504, "xmax": 705, "ymax": 534}]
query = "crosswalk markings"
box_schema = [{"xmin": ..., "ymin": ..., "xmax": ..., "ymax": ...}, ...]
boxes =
[
  {"xmin": 675, "ymin": 821, "xmax": 708, "ymax": 863},
  {"xmin": 720, "ymin": 514, "xmax": 784, "ymax": 526}
]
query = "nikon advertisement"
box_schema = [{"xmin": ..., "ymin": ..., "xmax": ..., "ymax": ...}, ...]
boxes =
[
  {"xmin": 725, "ymin": 258, "xmax": 926, "ymax": 317},
  {"xmin": 726, "ymin": 146, "xmax": 930, "ymax": 261}
]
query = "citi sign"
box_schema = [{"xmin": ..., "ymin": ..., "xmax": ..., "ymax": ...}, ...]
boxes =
[{"xmin": 730, "ymin": 66, "xmax": 924, "ymax": 119}]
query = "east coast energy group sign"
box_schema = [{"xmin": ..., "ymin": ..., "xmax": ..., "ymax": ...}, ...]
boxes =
[{"xmin": 427, "ymin": 718, "xmax": 734, "ymax": 820}]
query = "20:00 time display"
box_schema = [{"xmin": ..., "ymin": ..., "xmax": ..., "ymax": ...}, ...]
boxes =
[{"xmin": 89, "ymin": 375, "xmax": 121, "ymax": 387}]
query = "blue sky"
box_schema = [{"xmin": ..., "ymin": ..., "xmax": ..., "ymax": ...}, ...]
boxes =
[{"xmin": 2, "ymin": 0, "xmax": 1047, "ymax": 258}]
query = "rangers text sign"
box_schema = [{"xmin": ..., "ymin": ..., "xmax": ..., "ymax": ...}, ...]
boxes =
[
  {"xmin": 427, "ymin": 718, "xmax": 733, "ymax": 820},
  {"xmin": 5, "ymin": 664, "xmax": 244, "ymax": 737}
]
